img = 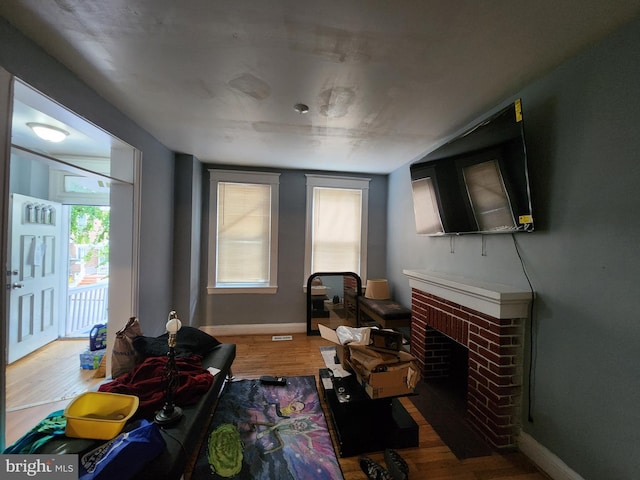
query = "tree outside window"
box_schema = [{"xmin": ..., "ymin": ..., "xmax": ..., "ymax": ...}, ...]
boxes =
[{"xmin": 69, "ymin": 205, "xmax": 110, "ymax": 285}]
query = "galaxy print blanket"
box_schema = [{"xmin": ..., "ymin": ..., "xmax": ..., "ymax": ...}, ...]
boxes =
[{"xmin": 192, "ymin": 375, "xmax": 344, "ymax": 480}]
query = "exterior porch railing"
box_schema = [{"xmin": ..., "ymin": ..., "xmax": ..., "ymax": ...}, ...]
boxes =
[{"xmin": 66, "ymin": 283, "xmax": 108, "ymax": 336}]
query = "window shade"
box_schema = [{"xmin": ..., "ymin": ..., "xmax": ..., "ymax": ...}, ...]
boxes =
[
  {"xmin": 463, "ymin": 160, "xmax": 516, "ymax": 231},
  {"xmin": 311, "ymin": 187, "xmax": 362, "ymax": 273},
  {"xmin": 411, "ymin": 177, "xmax": 443, "ymax": 234},
  {"xmin": 217, "ymin": 182, "xmax": 271, "ymax": 283}
]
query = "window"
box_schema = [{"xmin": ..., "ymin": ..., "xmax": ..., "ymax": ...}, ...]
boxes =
[
  {"xmin": 411, "ymin": 177, "xmax": 444, "ymax": 235},
  {"xmin": 462, "ymin": 160, "xmax": 516, "ymax": 232},
  {"xmin": 50, "ymin": 170, "xmax": 110, "ymax": 206},
  {"xmin": 304, "ymin": 175, "xmax": 370, "ymax": 283},
  {"xmin": 207, "ymin": 170, "xmax": 280, "ymax": 293}
]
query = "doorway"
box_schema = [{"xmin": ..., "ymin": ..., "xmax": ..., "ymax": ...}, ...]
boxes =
[
  {"xmin": 7, "ymin": 192, "xmax": 62, "ymax": 363},
  {"xmin": 66, "ymin": 204, "xmax": 110, "ymax": 337},
  {"xmin": 2, "ymin": 77, "xmax": 141, "ymax": 447},
  {"xmin": 7, "ymin": 197, "xmax": 110, "ymax": 361}
]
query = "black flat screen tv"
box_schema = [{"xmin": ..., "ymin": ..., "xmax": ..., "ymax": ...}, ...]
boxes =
[{"xmin": 410, "ymin": 99, "xmax": 534, "ymax": 235}]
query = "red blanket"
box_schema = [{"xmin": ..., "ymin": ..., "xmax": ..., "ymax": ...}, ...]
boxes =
[{"xmin": 99, "ymin": 355, "xmax": 214, "ymax": 418}]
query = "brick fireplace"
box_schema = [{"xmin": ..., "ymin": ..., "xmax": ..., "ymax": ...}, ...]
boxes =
[{"xmin": 403, "ymin": 270, "xmax": 532, "ymax": 450}]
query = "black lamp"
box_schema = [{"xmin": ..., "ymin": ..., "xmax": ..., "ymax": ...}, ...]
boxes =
[{"xmin": 155, "ymin": 310, "xmax": 183, "ymax": 426}]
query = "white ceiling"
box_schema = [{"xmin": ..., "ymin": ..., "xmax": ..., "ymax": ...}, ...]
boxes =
[{"xmin": 2, "ymin": 1, "xmax": 640, "ymax": 174}]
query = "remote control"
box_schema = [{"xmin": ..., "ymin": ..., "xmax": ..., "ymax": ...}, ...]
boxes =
[
  {"xmin": 332, "ymin": 377, "xmax": 351, "ymax": 403},
  {"xmin": 260, "ymin": 375, "xmax": 287, "ymax": 386}
]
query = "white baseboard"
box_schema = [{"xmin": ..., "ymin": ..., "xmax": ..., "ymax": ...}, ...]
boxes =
[
  {"xmin": 518, "ymin": 432, "xmax": 585, "ymax": 480},
  {"xmin": 200, "ymin": 323, "xmax": 306, "ymax": 337}
]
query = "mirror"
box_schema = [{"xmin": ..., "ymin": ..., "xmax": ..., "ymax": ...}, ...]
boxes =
[{"xmin": 306, "ymin": 272, "xmax": 362, "ymax": 336}]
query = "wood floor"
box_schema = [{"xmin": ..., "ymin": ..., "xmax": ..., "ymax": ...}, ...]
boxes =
[
  {"xmin": 5, "ymin": 339, "xmax": 104, "ymax": 446},
  {"xmin": 212, "ymin": 334, "xmax": 550, "ymax": 480},
  {"xmin": 5, "ymin": 334, "xmax": 550, "ymax": 480}
]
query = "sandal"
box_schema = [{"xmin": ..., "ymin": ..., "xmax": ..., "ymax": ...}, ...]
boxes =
[
  {"xmin": 359, "ymin": 456, "xmax": 393, "ymax": 480},
  {"xmin": 384, "ymin": 449, "xmax": 409, "ymax": 480}
]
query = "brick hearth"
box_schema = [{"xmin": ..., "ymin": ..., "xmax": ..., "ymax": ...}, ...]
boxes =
[{"xmin": 403, "ymin": 270, "xmax": 531, "ymax": 450}]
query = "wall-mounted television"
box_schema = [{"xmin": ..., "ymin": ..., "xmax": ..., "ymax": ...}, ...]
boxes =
[{"xmin": 410, "ymin": 99, "xmax": 534, "ymax": 235}]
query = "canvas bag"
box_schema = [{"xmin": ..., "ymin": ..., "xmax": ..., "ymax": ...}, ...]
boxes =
[
  {"xmin": 111, "ymin": 317, "xmax": 143, "ymax": 378},
  {"xmin": 78, "ymin": 419, "xmax": 165, "ymax": 480}
]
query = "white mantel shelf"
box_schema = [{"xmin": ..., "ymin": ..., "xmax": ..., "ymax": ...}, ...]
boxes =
[{"xmin": 403, "ymin": 269, "xmax": 532, "ymax": 319}]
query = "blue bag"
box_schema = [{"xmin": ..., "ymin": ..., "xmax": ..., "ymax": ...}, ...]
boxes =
[
  {"xmin": 78, "ymin": 419, "xmax": 165, "ymax": 480},
  {"xmin": 89, "ymin": 324, "xmax": 108, "ymax": 351}
]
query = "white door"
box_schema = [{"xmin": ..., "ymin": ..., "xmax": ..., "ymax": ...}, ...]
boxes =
[{"xmin": 8, "ymin": 193, "xmax": 62, "ymax": 363}]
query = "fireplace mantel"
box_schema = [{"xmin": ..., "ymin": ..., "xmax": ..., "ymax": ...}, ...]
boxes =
[
  {"xmin": 405, "ymin": 269, "xmax": 532, "ymax": 449},
  {"xmin": 403, "ymin": 269, "xmax": 532, "ymax": 319}
]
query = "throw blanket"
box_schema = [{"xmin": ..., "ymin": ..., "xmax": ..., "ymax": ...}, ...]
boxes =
[
  {"xmin": 3, "ymin": 410, "xmax": 66, "ymax": 454},
  {"xmin": 99, "ymin": 355, "xmax": 213, "ymax": 418},
  {"xmin": 192, "ymin": 376, "xmax": 344, "ymax": 480}
]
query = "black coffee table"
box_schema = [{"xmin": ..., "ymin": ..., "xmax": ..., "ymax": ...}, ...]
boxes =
[{"xmin": 319, "ymin": 368, "xmax": 418, "ymax": 457}]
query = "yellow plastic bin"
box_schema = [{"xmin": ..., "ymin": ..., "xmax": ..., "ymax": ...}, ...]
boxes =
[{"xmin": 64, "ymin": 391, "xmax": 139, "ymax": 440}]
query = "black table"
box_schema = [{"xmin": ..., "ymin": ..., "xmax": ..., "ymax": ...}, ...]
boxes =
[{"xmin": 319, "ymin": 368, "xmax": 418, "ymax": 457}]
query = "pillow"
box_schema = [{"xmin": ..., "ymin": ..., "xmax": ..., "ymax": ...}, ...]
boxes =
[{"xmin": 133, "ymin": 326, "xmax": 221, "ymax": 358}]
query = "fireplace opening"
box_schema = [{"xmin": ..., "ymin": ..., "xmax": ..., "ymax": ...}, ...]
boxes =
[
  {"xmin": 410, "ymin": 329, "xmax": 493, "ymax": 459},
  {"xmin": 426, "ymin": 337, "xmax": 468, "ymax": 415}
]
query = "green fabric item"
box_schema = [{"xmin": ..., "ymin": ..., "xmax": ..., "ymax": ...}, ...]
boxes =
[
  {"xmin": 207, "ymin": 423, "xmax": 243, "ymax": 477},
  {"xmin": 3, "ymin": 409, "xmax": 67, "ymax": 454}
]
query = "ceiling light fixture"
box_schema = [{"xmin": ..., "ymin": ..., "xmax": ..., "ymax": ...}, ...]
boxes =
[
  {"xmin": 293, "ymin": 103, "xmax": 309, "ymax": 114},
  {"xmin": 27, "ymin": 122, "xmax": 69, "ymax": 143}
]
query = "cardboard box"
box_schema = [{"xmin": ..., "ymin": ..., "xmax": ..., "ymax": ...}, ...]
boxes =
[
  {"xmin": 370, "ymin": 328, "xmax": 403, "ymax": 351},
  {"xmin": 79, "ymin": 349, "xmax": 106, "ymax": 370},
  {"xmin": 348, "ymin": 344, "xmax": 418, "ymax": 399},
  {"xmin": 350, "ymin": 359, "xmax": 419, "ymax": 399},
  {"xmin": 319, "ymin": 324, "xmax": 371, "ymax": 347},
  {"xmin": 319, "ymin": 324, "xmax": 371, "ymax": 371},
  {"xmin": 319, "ymin": 324, "xmax": 419, "ymax": 399},
  {"xmin": 335, "ymin": 344, "xmax": 351, "ymax": 371}
]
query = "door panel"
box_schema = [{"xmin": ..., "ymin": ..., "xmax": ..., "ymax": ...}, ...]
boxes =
[
  {"xmin": 8, "ymin": 193, "xmax": 62, "ymax": 363},
  {"xmin": 17, "ymin": 293, "xmax": 34, "ymax": 342}
]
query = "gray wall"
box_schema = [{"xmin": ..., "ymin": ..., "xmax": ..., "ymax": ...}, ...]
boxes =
[
  {"xmin": 0, "ymin": 18, "xmax": 175, "ymax": 337},
  {"xmin": 387, "ymin": 19, "xmax": 640, "ymax": 480},
  {"xmin": 198, "ymin": 166, "xmax": 387, "ymax": 327},
  {"xmin": 173, "ymin": 154, "xmax": 203, "ymax": 327},
  {"xmin": 9, "ymin": 150, "xmax": 49, "ymax": 198}
]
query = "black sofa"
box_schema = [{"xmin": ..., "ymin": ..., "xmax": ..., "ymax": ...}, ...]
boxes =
[
  {"xmin": 133, "ymin": 342, "xmax": 236, "ymax": 479},
  {"xmin": 39, "ymin": 336, "xmax": 236, "ymax": 480}
]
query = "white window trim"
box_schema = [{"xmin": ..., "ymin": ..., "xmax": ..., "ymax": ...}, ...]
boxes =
[
  {"xmin": 49, "ymin": 169, "xmax": 111, "ymax": 206},
  {"xmin": 304, "ymin": 174, "xmax": 370, "ymax": 286},
  {"xmin": 207, "ymin": 169, "xmax": 280, "ymax": 294}
]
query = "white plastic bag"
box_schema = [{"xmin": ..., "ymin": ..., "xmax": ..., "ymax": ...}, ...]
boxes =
[{"xmin": 335, "ymin": 326, "xmax": 371, "ymax": 346}]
